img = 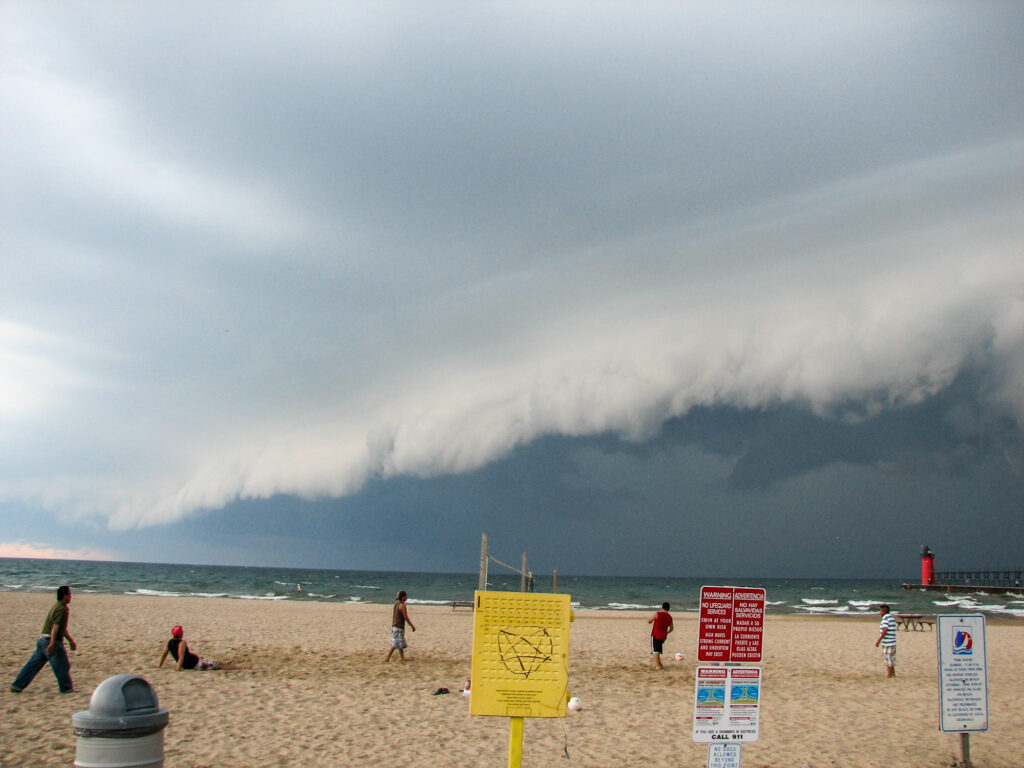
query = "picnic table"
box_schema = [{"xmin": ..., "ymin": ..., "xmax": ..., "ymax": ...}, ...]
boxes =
[
  {"xmin": 895, "ymin": 614, "xmax": 935, "ymax": 631},
  {"xmin": 449, "ymin": 600, "xmax": 474, "ymax": 611}
]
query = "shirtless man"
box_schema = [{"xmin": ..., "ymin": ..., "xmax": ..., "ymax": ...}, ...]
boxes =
[{"xmin": 385, "ymin": 590, "xmax": 416, "ymax": 661}]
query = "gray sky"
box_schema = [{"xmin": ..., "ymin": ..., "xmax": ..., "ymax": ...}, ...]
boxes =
[{"xmin": 2, "ymin": 1, "xmax": 1022, "ymax": 578}]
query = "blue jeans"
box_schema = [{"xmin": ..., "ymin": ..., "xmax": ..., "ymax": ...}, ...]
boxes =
[{"xmin": 11, "ymin": 636, "xmax": 73, "ymax": 693}]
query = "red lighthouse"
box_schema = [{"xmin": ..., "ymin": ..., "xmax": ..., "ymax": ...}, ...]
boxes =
[{"xmin": 920, "ymin": 545, "xmax": 935, "ymax": 585}]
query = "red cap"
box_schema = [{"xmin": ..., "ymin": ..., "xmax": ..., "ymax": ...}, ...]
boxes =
[{"xmin": 171, "ymin": 625, "xmax": 183, "ymax": 638}]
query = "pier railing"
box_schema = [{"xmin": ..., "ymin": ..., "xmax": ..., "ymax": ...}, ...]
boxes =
[{"xmin": 934, "ymin": 569, "xmax": 1023, "ymax": 587}]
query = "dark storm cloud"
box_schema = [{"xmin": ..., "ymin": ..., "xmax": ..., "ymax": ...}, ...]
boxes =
[{"xmin": 1, "ymin": 2, "xmax": 1022, "ymax": 571}]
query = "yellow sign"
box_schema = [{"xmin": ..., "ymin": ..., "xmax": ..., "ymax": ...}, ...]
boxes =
[{"xmin": 470, "ymin": 591, "xmax": 573, "ymax": 718}]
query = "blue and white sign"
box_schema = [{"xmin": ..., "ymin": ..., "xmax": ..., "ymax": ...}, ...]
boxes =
[
  {"xmin": 693, "ymin": 666, "xmax": 761, "ymax": 743},
  {"xmin": 936, "ymin": 615, "xmax": 988, "ymax": 733},
  {"xmin": 708, "ymin": 743, "xmax": 742, "ymax": 768}
]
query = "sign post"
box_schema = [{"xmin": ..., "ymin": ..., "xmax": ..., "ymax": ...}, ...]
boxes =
[
  {"xmin": 936, "ymin": 615, "xmax": 988, "ymax": 768},
  {"xmin": 470, "ymin": 591, "xmax": 574, "ymax": 768},
  {"xmin": 694, "ymin": 586, "xmax": 766, "ymax": 767}
]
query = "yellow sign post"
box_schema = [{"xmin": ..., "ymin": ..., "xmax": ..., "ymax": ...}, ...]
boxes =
[{"xmin": 470, "ymin": 591, "xmax": 574, "ymax": 768}]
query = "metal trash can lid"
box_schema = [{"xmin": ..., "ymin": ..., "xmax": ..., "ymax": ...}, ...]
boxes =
[{"xmin": 72, "ymin": 674, "xmax": 169, "ymax": 735}]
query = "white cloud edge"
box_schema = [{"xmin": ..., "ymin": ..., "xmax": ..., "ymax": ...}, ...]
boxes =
[{"xmin": 2, "ymin": 141, "xmax": 1021, "ymax": 531}]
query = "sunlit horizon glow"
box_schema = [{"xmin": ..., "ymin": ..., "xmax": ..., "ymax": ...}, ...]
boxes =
[{"xmin": 0, "ymin": 542, "xmax": 118, "ymax": 562}]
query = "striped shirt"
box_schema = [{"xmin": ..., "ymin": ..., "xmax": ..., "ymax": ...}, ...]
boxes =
[{"xmin": 879, "ymin": 613, "xmax": 897, "ymax": 647}]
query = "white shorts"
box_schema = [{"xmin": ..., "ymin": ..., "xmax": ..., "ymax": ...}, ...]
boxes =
[
  {"xmin": 391, "ymin": 627, "xmax": 407, "ymax": 650},
  {"xmin": 882, "ymin": 646, "xmax": 895, "ymax": 667}
]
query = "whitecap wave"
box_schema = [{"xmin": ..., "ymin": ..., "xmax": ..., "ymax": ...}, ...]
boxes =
[
  {"xmin": 796, "ymin": 604, "xmax": 850, "ymax": 614},
  {"xmin": 236, "ymin": 593, "xmax": 289, "ymax": 600}
]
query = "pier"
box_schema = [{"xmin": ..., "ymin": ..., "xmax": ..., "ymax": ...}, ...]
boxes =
[
  {"xmin": 933, "ymin": 569, "xmax": 1022, "ymax": 588},
  {"xmin": 902, "ymin": 569, "xmax": 1023, "ymax": 594},
  {"xmin": 900, "ymin": 546, "xmax": 1022, "ymax": 594}
]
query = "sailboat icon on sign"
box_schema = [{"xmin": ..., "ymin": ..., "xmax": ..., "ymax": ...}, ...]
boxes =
[{"xmin": 952, "ymin": 630, "xmax": 973, "ymax": 655}]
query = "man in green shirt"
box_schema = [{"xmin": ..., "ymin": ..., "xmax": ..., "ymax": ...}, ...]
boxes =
[{"xmin": 10, "ymin": 585, "xmax": 77, "ymax": 693}]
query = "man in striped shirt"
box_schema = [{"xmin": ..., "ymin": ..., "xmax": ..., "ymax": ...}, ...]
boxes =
[{"xmin": 875, "ymin": 604, "xmax": 897, "ymax": 677}]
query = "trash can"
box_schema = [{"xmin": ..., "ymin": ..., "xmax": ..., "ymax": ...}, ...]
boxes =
[{"xmin": 72, "ymin": 674, "xmax": 169, "ymax": 768}]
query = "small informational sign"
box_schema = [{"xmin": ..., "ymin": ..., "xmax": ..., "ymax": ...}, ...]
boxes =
[
  {"xmin": 937, "ymin": 615, "xmax": 988, "ymax": 733},
  {"xmin": 708, "ymin": 742, "xmax": 742, "ymax": 768},
  {"xmin": 698, "ymin": 586, "xmax": 765, "ymax": 663},
  {"xmin": 470, "ymin": 591, "xmax": 573, "ymax": 718},
  {"xmin": 693, "ymin": 666, "xmax": 762, "ymax": 742}
]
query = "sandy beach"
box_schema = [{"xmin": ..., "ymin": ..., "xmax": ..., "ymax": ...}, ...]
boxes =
[{"xmin": 2, "ymin": 592, "xmax": 1022, "ymax": 768}]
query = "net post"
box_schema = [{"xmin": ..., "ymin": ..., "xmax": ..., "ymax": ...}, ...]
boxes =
[{"xmin": 479, "ymin": 533, "xmax": 489, "ymax": 591}]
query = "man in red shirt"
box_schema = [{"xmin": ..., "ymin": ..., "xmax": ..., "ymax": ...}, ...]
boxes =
[{"xmin": 648, "ymin": 602, "xmax": 674, "ymax": 670}]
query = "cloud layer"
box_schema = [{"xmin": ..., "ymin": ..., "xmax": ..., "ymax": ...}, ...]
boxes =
[{"xmin": 1, "ymin": 2, "xmax": 1022, "ymax": 554}]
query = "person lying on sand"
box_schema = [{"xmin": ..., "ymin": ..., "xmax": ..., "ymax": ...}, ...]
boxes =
[{"xmin": 157, "ymin": 625, "xmax": 238, "ymax": 671}]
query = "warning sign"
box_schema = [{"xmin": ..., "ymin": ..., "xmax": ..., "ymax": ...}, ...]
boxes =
[
  {"xmin": 693, "ymin": 666, "xmax": 762, "ymax": 743},
  {"xmin": 698, "ymin": 586, "xmax": 765, "ymax": 663},
  {"xmin": 470, "ymin": 591, "xmax": 573, "ymax": 718}
]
